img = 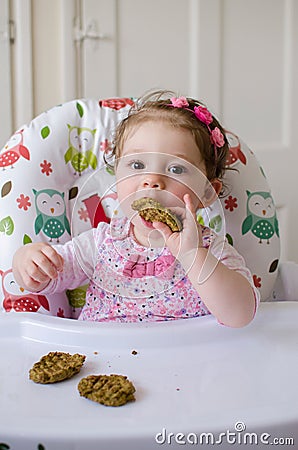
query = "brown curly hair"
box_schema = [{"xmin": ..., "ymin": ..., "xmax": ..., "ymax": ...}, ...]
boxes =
[{"xmin": 105, "ymin": 90, "xmax": 229, "ymax": 191}]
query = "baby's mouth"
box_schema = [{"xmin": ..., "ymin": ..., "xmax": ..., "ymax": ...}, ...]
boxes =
[
  {"xmin": 131, "ymin": 197, "xmax": 183, "ymax": 232},
  {"xmin": 140, "ymin": 216, "xmax": 155, "ymax": 229}
]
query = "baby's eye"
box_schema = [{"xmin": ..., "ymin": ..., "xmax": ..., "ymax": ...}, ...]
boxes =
[
  {"xmin": 168, "ymin": 165, "xmax": 185, "ymax": 175},
  {"xmin": 130, "ymin": 160, "xmax": 145, "ymax": 170}
]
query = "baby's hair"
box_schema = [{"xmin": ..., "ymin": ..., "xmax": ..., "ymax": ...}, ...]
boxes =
[{"xmin": 105, "ymin": 90, "xmax": 230, "ymax": 194}]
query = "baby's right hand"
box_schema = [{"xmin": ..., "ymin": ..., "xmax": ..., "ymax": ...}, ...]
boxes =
[{"xmin": 12, "ymin": 243, "xmax": 64, "ymax": 292}]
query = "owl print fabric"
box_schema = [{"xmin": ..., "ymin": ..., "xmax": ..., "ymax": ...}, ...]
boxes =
[{"xmin": 0, "ymin": 99, "xmax": 280, "ymax": 318}]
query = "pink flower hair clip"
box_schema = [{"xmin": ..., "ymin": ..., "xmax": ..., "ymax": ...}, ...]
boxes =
[
  {"xmin": 193, "ymin": 105, "xmax": 213, "ymax": 125},
  {"xmin": 170, "ymin": 96, "xmax": 189, "ymax": 108},
  {"xmin": 211, "ymin": 127, "xmax": 225, "ymax": 148},
  {"xmin": 169, "ymin": 96, "xmax": 225, "ymax": 154}
]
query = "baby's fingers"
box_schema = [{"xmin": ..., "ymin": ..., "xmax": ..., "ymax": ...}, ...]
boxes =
[
  {"xmin": 152, "ymin": 221, "xmax": 173, "ymax": 240},
  {"xmin": 41, "ymin": 245, "xmax": 64, "ymax": 272},
  {"xmin": 183, "ymin": 193, "xmax": 196, "ymax": 216},
  {"xmin": 32, "ymin": 246, "xmax": 63, "ymax": 280},
  {"xmin": 25, "ymin": 260, "xmax": 52, "ymax": 283}
]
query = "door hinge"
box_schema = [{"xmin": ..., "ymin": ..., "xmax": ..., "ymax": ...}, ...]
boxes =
[
  {"xmin": 8, "ymin": 19, "xmax": 15, "ymax": 44},
  {"xmin": 73, "ymin": 19, "xmax": 111, "ymax": 43},
  {"xmin": 0, "ymin": 19, "xmax": 15, "ymax": 44}
]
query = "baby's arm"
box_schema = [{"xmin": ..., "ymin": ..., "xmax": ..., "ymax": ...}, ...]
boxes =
[
  {"xmin": 153, "ymin": 193, "xmax": 257, "ymax": 327},
  {"xmin": 179, "ymin": 246, "xmax": 257, "ymax": 328},
  {"xmin": 12, "ymin": 242, "xmax": 64, "ymax": 292}
]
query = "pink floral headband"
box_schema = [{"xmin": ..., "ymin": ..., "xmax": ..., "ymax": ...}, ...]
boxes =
[{"xmin": 169, "ymin": 96, "xmax": 225, "ymax": 155}]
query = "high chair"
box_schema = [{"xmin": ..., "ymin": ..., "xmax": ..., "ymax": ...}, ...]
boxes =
[
  {"xmin": 0, "ymin": 98, "xmax": 297, "ymax": 450},
  {"xmin": 0, "ymin": 98, "xmax": 285, "ymax": 316}
]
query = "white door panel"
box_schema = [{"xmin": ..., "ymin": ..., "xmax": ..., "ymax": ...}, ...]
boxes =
[
  {"xmin": 80, "ymin": 0, "xmax": 117, "ymax": 99},
  {"xmin": 116, "ymin": 0, "xmax": 190, "ymax": 97},
  {"xmin": 78, "ymin": 0, "xmax": 192, "ymax": 98},
  {"xmin": 220, "ymin": 0, "xmax": 298, "ymax": 263},
  {"xmin": 0, "ymin": 0, "xmax": 12, "ymax": 147}
]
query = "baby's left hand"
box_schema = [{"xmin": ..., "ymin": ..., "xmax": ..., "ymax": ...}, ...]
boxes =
[{"xmin": 152, "ymin": 193, "xmax": 203, "ymax": 259}]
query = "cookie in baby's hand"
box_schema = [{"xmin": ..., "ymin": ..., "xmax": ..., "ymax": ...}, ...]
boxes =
[
  {"xmin": 131, "ymin": 197, "xmax": 183, "ymax": 232},
  {"xmin": 78, "ymin": 374, "xmax": 136, "ymax": 406},
  {"xmin": 29, "ymin": 351, "xmax": 86, "ymax": 384}
]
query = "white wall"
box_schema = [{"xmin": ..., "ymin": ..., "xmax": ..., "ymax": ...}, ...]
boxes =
[
  {"xmin": 31, "ymin": 0, "xmax": 64, "ymax": 116},
  {"xmin": 0, "ymin": 0, "xmax": 12, "ymax": 146}
]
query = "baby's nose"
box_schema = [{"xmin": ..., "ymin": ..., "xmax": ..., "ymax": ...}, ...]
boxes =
[{"xmin": 142, "ymin": 174, "xmax": 165, "ymax": 189}]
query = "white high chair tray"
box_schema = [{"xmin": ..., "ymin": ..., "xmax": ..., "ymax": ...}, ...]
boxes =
[{"xmin": 1, "ymin": 302, "xmax": 297, "ymax": 450}]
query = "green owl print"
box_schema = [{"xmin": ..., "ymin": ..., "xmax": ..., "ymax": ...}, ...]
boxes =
[
  {"xmin": 66, "ymin": 285, "xmax": 87, "ymax": 308},
  {"xmin": 242, "ymin": 190, "xmax": 279, "ymax": 243},
  {"xmin": 64, "ymin": 124, "xmax": 98, "ymax": 175},
  {"xmin": 33, "ymin": 188, "xmax": 71, "ymax": 242}
]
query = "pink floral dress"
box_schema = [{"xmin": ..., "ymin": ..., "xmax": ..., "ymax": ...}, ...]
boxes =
[{"xmin": 42, "ymin": 217, "xmax": 259, "ymax": 322}]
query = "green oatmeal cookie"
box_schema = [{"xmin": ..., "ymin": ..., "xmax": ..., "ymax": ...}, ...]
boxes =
[
  {"xmin": 131, "ymin": 197, "xmax": 182, "ymax": 232},
  {"xmin": 78, "ymin": 374, "xmax": 136, "ymax": 407},
  {"xmin": 29, "ymin": 351, "xmax": 86, "ymax": 384}
]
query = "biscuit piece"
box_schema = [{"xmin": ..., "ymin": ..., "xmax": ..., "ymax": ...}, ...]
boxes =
[
  {"xmin": 78, "ymin": 374, "xmax": 136, "ymax": 406},
  {"xmin": 29, "ymin": 351, "xmax": 86, "ymax": 384},
  {"xmin": 131, "ymin": 197, "xmax": 182, "ymax": 232}
]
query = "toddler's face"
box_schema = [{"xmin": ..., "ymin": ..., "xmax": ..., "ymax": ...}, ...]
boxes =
[{"xmin": 115, "ymin": 121, "xmax": 218, "ymax": 239}]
